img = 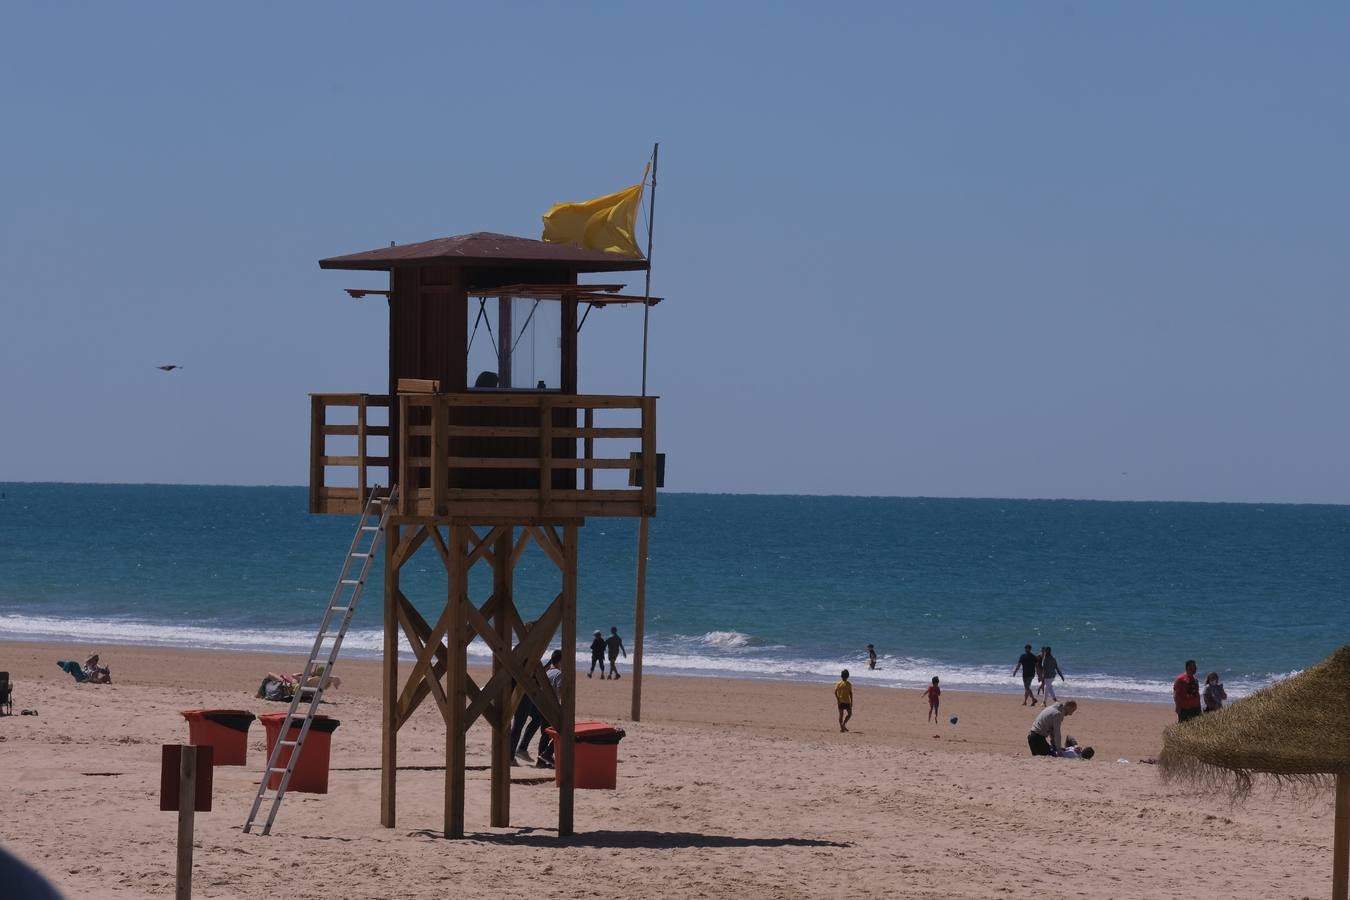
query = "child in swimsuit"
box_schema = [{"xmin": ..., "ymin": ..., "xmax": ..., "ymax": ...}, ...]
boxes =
[{"xmin": 924, "ymin": 676, "xmax": 941, "ymax": 722}]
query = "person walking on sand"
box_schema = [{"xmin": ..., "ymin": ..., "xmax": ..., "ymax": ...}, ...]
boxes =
[
  {"xmin": 1039, "ymin": 646, "xmax": 1065, "ymax": 702},
  {"xmin": 835, "ymin": 669, "xmax": 853, "ymax": 732},
  {"xmin": 924, "ymin": 676, "xmax": 941, "ymax": 722},
  {"xmin": 588, "ymin": 630, "xmax": 606, "ymax": 678},
  {"xmin": 1173, "ymin": 659, "xmax": 1203, "ymax": 722},
  {"xmin": 1202, "ymin": 671, "xmax": 1227, "ymax": 713},
  {"xmin": 1014, "ymin": 643, "xmax": 1040, "ymax": 706},
  {"xmin": 604, "ymin": 626, "xmax": 627, "ymax": 679},
  {"xmin": 1027, "ymin": 699, "xmax": 1078, "ymax": 756},
  {"xmin": 866, "ymin": 644, "xmax": 877, "ymax": 670}
]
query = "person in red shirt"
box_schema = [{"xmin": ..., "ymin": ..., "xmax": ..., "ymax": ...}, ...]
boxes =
[{"xmin": 1173, "ymin": 659, "xmax": 1203, "ymax": 723}]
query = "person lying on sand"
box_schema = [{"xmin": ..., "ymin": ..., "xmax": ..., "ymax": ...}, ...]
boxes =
[
  {"xmin": 82, "ymin": 654, "xmax": 111, "ymax": 684},
  {"xmin": 255, "ymin": 670, "xmax": 341, "ymax": 702},
  {"xmin": 1027, "ymin": 699, "xmax": 1078, "ymax": 756},
  {"xmin": 1058, "ymin": 737, "xmax": 1095, "ymax": 760}
]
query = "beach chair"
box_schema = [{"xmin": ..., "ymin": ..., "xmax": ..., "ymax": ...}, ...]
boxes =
[{"xmin": 0, "ymin": 672, "xmax": 11, "ymax": 715}]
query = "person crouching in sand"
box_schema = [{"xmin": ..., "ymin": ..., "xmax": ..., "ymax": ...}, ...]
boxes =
[
  {"xmin": 1028, "ymin": 700, "xmax": 1078, "ymax": 756},
  {"xmin": 835, "ymin": 669, "xmax": 853, "ymax": 732}
]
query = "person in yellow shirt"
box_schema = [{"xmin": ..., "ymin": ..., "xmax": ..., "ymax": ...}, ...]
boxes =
[{"xmin": 835, "ymin": 669, "xmax": 853, "ymax": 732}]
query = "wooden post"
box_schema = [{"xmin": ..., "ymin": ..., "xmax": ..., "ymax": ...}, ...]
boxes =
[
  {"xmin": 630, "ymin": 515, "xmax": 649, "ymax": 722},
  {"xmin": 381, "ymin": 523, "xmax": 400, "ymax": 828},
  {"xmin": 539, "ymin": 397, "xmax": 553, "ymax": 515},
  {"xmin": 558, "ymin": 524, "xmax": 578, "ymax": 836},
  {"xmin": 430, "ymin": 398, "xmax": 447, "ymax": 517},
  {"xmin": 1334, "ymin": 773, "xmax": 1349, "ymax": 900},
  {"xmin": 357, "ymin": 396, "xmax": 368, "ymax": 502},
  {"xmin": 489, "ymin": 527, "xmax": 513, "ymax": 827},
  {"xmin": 446, "ymin": 524, "xmax": 468, "ymax": 838},
  {"xmin": 397, "ymin": 395, "xmax": 411, "ymax": 516},
  {"xmin": 175, "ymin": 746, "xmax": 197, "ymax": 900},
  {"xmin": 583, "ymin": 408, "xmax": 594, "ymax": 491},
  {"xmin": 498, "ymin": 296, "xmax": 512, "ymax": 387},
  {"xmin": 308, "ymin": 396, "xmax": 324, "ymax": 514}
]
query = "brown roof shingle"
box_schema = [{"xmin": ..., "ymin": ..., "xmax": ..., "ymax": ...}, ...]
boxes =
[{"xmin": 319, "ymin": 232, "xmax": 649, "ymax": 272}]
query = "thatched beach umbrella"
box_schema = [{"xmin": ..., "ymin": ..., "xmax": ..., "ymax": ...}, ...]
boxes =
[{"xmin": 1159, "ymin": 646, "xmax": 1350, "ymax": 899}]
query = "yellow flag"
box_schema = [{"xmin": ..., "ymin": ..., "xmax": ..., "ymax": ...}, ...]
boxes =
[{"xmin": 541, "ymin": 166, "xmax": 648, "ymax": 257}]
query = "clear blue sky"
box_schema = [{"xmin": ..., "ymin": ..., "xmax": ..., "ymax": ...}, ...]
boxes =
[{"xmin": 2, "ymin": 3, "xmax": 1346, "ymax": 503}]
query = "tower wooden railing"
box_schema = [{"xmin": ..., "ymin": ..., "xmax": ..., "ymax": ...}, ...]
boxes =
[
  {"xmin": 309, "ymin": 394, "xmax": 392, "ymax": 514},
  {"xmin": 309, "ymin": 392, "xmax": 656, "ymax": 520}
]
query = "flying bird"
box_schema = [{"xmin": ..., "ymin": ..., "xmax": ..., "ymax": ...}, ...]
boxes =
[{"xmin": 156, "ymin": 365, "xmax": 182, "ymax": 372}]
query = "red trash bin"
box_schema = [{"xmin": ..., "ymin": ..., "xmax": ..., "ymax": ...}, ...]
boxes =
[
  {"xmin": 258, "ymin": 713, "xmax": 340, "ymax": 793},
  {"xmin": 543, "ymin": 721, "xmax": 626, "ymax": 789},
  {"xmin": 181, "ymin": 709, "xmax": 256, "ymax": 766}
]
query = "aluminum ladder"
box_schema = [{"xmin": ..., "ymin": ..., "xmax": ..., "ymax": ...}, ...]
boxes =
[{"xmin": 243, "ymin": 485, "xmax": 396, "ymax": 835}]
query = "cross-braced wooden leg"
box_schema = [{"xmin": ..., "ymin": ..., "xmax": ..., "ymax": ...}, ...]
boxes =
[
  {"xmin": 490, "ymin": 527, "xmax": 514, "ymax": 827},
  {"xmin": 446, "ymin": 524, "xmax": 468, "ymax": 838}
]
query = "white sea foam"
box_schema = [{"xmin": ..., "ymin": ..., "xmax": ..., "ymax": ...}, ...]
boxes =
[
  {"xmin": 699, "ymin": 630, "xmax": 752, "ymax": 649},
  {"xmin": 0, "ymin": 612, "xmax": 1282, "ymax": 703}
]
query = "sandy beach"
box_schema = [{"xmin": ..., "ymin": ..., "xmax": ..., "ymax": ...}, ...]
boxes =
[{"xmin": 0, "ymin": 640, "xmax": 1335, "ymax": 899}]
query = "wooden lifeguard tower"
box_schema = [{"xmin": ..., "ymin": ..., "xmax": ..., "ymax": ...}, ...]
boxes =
[{"xmin": 309, "ymin": 232, "xmax": 659, "ymax": 837}]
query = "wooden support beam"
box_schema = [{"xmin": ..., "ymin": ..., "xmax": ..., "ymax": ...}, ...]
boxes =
[
  {"xmin": 309, "ymin": 396, "xmax": 324, "ymax": 514},
  {"xmin": 490, "ymin": 527, "xmax": 513, "ymax": 827},
  {"xmin": 357, "ymin": 397, "xmax": 368, "ymax": 501},
  {"xmin": 389, "ymin": 524, "xmax": 430, "ymax": 571},
  {"xmin": 426, "ymin": 524, "xmax": 451, "ymax": 569},
  {"xmin": 641, "ymin": 397, "xmax": 657, "ymax": 516},
  {"xmin": 445, "ymin": 525, "xmax": 468, "ymax": 838},
  {"xmin": 510, "ymin": 529, "xmax": 534, "ymax": 568},
  {"xmin": 526, "ymin": 525, "xmax": 565, "ymax": 570},
  {"xmin": 465, "ymin": 525, "xmax": 508, "ymax": 569},
  {"xmin": 462, "ymin": 594, "xmax": 563, "ymax": 729},
  {"xmin": 394, "ymin": 593, "xmax": 452, "ymax": 725},
  {"xmin": 381, "ymin": 523, "xmax": 400, "ymax": 828},
  {"xmin": 631, "ymin": 515, "xmax": 650, "ymax": 722},
  {"xmin": 175, "ymin": 745, "xmax": 198, "ymax": 900},
  {"xmin": 583, "ymin": 408, "xmax": 594, "ymax": 491},
  {"xmin": 558, "ymin": 524, "xmax": 578, "ymax": 837},
  {"xmin": 539, "ymin": 396, "xmax": 552, "ymax": 516},
  {"xmin": 430, "ymin": 399, "xmax": 447, "ymax": 516}
]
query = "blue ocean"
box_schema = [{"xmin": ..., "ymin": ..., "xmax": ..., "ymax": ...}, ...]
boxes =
[{"xmin": 1, "ymin": 484, "xmax": 1347, "ymax": 703}]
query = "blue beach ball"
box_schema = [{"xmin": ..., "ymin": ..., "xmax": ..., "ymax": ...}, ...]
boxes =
[{"xmin": 949, "ymin": 716, "xmax": 958, "ymax": 725}]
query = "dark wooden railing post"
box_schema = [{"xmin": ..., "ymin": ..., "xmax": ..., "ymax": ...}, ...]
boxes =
[
  {"xmin": 539, "ymin": 395, "xmax": 553, "ymax": 516},
  {"xmin": 357, "ymin": 395, "xmax": 369, "ymax": 503},
  {"xmin": 583, "ymin": 407, "xmax": 594, "ymax": 492},
  {"xmin": 430, "ymin": 396, "xmax": 447, "ymax": 517},
  {"xmin": 309, "ymin": 396, "xmax": 325, "ymax": 514},
  {"xmin": 398, "ymin": 395, "xmax": 411, "ymax": 516},
  {"xmin": 641, "ymin": 397, "xmax": 657, "ymax": 516}
]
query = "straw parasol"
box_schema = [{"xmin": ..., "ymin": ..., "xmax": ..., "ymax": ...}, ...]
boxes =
[{"xmin": 1158, "ymin": 646, "xmax": 1350, "ymax": 899}]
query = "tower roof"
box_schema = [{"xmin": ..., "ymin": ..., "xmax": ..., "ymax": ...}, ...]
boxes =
[{"xmin": 319, "ymin": 232, "xmax": 650, "ymax": 272}]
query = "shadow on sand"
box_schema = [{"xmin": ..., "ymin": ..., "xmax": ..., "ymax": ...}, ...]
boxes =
[{"xmin": 410, "ymin": 827, "xmax": 850, "ymax": 850}]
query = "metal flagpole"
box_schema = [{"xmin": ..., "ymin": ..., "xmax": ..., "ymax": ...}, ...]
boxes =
[
  {"xmin": 640, "ymin": 143, "xmax": 658, "ymax": 397},
  {"xmin": 632, "ymin": 142, "xmax": 658, "ymax": 722}
]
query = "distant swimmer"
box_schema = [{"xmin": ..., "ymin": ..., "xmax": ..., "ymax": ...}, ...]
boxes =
[
  {"xmin": 156, "ymin": 364, "xmax": 182, "ymax": 371},
  {"xmin": 866, "ymin": 644, "xmax": 877, "ymax": 670}
]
